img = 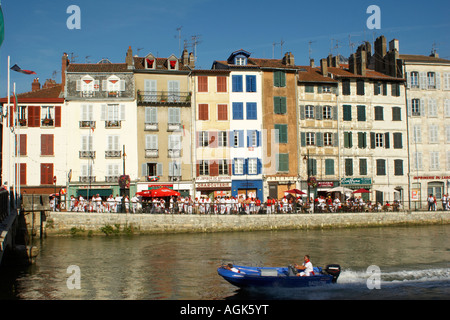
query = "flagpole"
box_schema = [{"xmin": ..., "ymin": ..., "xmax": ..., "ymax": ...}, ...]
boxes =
[
  {"xmin": 13, "ymin": 82, "xmax": 16, "ymax": 205},
  {"xmin": 7, "ymin": 55, "xmax": 10, "ymax": 201}
]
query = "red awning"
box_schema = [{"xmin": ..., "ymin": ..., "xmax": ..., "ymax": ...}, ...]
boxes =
[
  {"xmin": 352, "ymin": 188, "xmax": 370, "ymax": 194},
  {"xmin": 286, "ymin": 189, "xmax": 306, "ymax": 195},
  {"xmin": 136, "ymin": 187, "xmax": 180, "ymax": 198}
]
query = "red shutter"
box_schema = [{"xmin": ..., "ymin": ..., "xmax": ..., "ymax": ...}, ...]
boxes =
[
  {"xmin": 55, "ymin": 106, "xmax": 61, "ymax": 127},
  {"xmin": 41, "ymin": 134, "xmax": 54, "ymax": 156},
  {"xmin": 41, "ymin": 163, "xmax": 53, "ymax": 185},
  {"xmin": 198, "ymin": 104, "xmax": 208, "ymax": 120},
  {"xmin": 17, "ymin": 163, "xmax": 26, "ymax": 185},
  {"xmin": 17, "ymin": 134, "xmax": 27, "ymax": 156},
  {"xmin": 217, "ymin": 76, "xmax": 227, "ymax": 92},
  {"xmin": 28, "ymin": 106, "xmax": 41, "ymax": 127},
  {"xmin": 198, "ymin": 76, "xmax": 208, "ymax": 92},
  {"xmin": 209, "ymin": 131, "xmax": 218, "ymax": 148},
  {"xmin": 217, "ymin": 104, "xmax": 227, "ymax": 120},
  {"xmin": 196, "ymin": 163, "xmax": 200, "ymax": 177},
  {"xmin": 210, "ymin": 160, "xmax": 218, "ymax": 176}
]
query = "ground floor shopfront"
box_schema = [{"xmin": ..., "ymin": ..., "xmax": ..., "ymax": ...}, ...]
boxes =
[
  {"xmin": 411, "ymin": 175, "xmax": 450, "ymax": 210},
  {"xmin": 136, "ymin": 181, "xmax": 193, "ymax": 198},
  {"xmin": 231, "ymin": 179, "xmax": 263, "ymax": 200}
]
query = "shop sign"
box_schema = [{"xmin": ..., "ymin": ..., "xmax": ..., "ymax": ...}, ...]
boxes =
[
  {"xmin": 196, "ymin": 176, "xmax": 231, "ymax": 183},
  {"xmin": 318, "ymin": 181, "xmax": 334, "ymax": 187},
  {"xmin": 197, "ymin": 182, "xmax": 231, "ymax": 189},
  {"xmin": 340, "ymin": 178, "xmax": 372, "ymax": 185},
  {"xmin": 413, "ymin": 176, "xmax": 450, "ymax": 180},
  {"xmin": 148, "ymin": 184, "xmax": 173, "ymax": 190}
]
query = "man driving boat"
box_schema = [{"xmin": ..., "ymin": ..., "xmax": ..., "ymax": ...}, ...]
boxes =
[{"xmin": 294, "ymin": 255, "xmax": 314, "ymax": 276}]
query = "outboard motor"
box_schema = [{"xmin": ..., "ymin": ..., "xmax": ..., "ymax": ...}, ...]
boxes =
[{"xmin": 324, "ymin": 264, "xmax": 341, "ymax": 283}]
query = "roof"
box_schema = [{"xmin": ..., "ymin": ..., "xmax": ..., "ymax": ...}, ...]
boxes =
[
  {"xmin": 327, "ymin": 66, "xmax": 404, "ymax": 81},
  {"xmin": 297, "ymin": 66, "xmax": 337, "ymax": 83},
  {"xmin": 0, "ymin": 84, "xmax": 64, "ymax": 103},
  {"xmin": 133, "ymin": 57, "xmax": 191, "ymax": 71},
  {"xmin": 67, "ymin": 63, "xmax": 130, "ymax": 73},
  {"xmin": 399, "ymin": 54, "xmax": 450, "ymax": 64}
]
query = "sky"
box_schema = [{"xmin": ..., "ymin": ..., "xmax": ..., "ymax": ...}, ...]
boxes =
[{"xmin": 0, "ymin": 0, "xmax": 449, "ymax": 95}]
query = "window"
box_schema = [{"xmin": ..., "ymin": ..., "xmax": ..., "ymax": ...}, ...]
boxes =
[
  {"xmin": 107, "ymin": 164, "xmax": 120, "ymax": 178},
  {"xmin": 394, "ymin": 160, "xmax": 403, "ymax": 176},
  {"xmin": 413, "ymin": 125, "xmax": 422, "ymax": 143},
  {"xmin": 248, "ymin": 158, "xmax": 258, "ymax": 175},
  {"xmin": 391, "ymin": 83, "xmax": 400, "ymax": 96},
  {"xmin": 376, "ymin": 159, "xmax": 386, "ymax": 175},
  {"xmin": 235, "ymin": 57, "xmax": 246, "ymax": 65},
  {"xmin": 393, "ymin": 133, "xmax": 403, "ymax": 149},
  {"xmin": 307, "ymin": 158, "xmax": 317, "ymax": 176},
  {"xmin": 305, "ymin": 105, "xmax": 314, "ymax": 119},
  {"xmin": 410, "ymin": 72, "xmax": 419, "ymax": 88},
  {"xmin": 277, "ymin": 154, "xmax": 289, "ymax": 172},
  {"xmin": 274, "ymin": 97, "xmax": 287, "ymax": 114},
  {"xmin": 342, "ymin": 79, "xmax": 351, "ymax": 95},
  {"xmin": 40, "ymin": 163, "xmax": 54, "ymax": 185},
  {"xmin": 198, "ymin": 76, "xmax": 208, "ymax": 92},
  {"xmin": 233, "ymin": 159, "xmax": 244, "ymax": 175},
  {"xmin": 198, "ymin": 104, "xmax": 208, "ymax": 120},
  {"xmin": 323, "ymin": 106, "xmax": 332, "ymax": 119},
  {"xmin": 217, "ymin": 104, "xmax": 228, "ymax": 121},
  {"xmin": 106, "ymin": 135, "xmax": 119, "ymax": 151},
  {"xmin": 199, "ymin": 131, "xmax": 208, "ymax": 147},
  {"xmin": 306, "ymin": 132, "xmax": 315, "ymax": 146},
  {"xmin": 430, "ymin": 152, "xmax": 439, "ymax": 170},
  {"xmin": 427, "ymin": 72, "xmax": 436, "ymax": 89},
  {"xmin": 199, "ymin": 160, "xmax": 209, "ymax": 175},
  {"xmin": 374, "ymin": 106, "xmax": 384, "ymax": 120},
  {"xmin": 343, "ymin": 105, "xmax": 352, "ymax": 121},
  {"xmin": 41, "ymin": 106, "xmax": 55, "ymax": 126},
  {"xmin": 104, "ymin": 75, "xmax": 125, "ymax": 93},
  {"xmin": 428, "ymin": 99, "xmax": 437, "ymax": 117},
  {"xmin": 246, "ymin": 75, "xmax": 257, "ymax": 92},
  {"xmin": 305, "ymin": 85, "xmax": 314, "ymax": 93},
  {"xmin": 410, "ymin": 99, "xmax": 420, "ymax": 116},
  {"xmin": 246, "ymin": 103, "xmax": 257, "ymax": 120},
  {"xmin": 218, "ymin": 159, "xmax": 229, "ymax": 175},
  {"xmin": 356, "ymin": 80, "xmax": 365, "ymax": 95},
  {"xmin": 169, "ymin": 161, "xmax": 181, "ymax": 177},
  {"xmin": 168, "ymin": 135, "xmax": 181, "ymax": 150},
  {"xmin": 374, "ymin": 82, "xmax": 381, "ymax": 95},
  {"xmin": 375, "ymin": 133, "xmax": 384, "ymax": 147},
  {"xmin": 429, "ymin": 125, "xmax": 438, "ymax": 143},
  {"xmin": 232, "ymin": 102, "xmax": 244, "ymax": 120},
  {"xmin": 358, "ymin": 132, "xmax": 367, "ymax": 148},
  {"xmin": 218, "ymin": 131, "xmax": 228, "ymax": 147},
  {"xmin": 232, "ymin": 75, "xmax": 243, "ymax": 92},
  {"xmin": 324, "ymin": 133, "xmax": 333, "ymax": 146},
  {"xmin": 168, "ymin": 80, "xmax": 180, "ymax": 102},
  {"xmin": 344, "ymin": 132, "xmax": 353, "ymax": 148},
  {"xmin": 357, "ymin": 105, "xmax": 366, "ymax": 121},
  {"xmin": 101, "ymin": 104, "xmax": 125, "ymax": 123},
  {"xmin": 325, "ymin": 159, "xmax": 334, "ymax": 175},
  {"xmin": 145, "ymin": 134, "xmax": 158, "ymax": 150},
  {"xmin": 274, "ymin": 71, "xmax": 286, "ymax": 87},
  {"xmin": 41, "ymin": 134, "xmax": 54, "ymax": 156},
  {"xmin": 80, "ymin": 104, "xmax": 94, "ymax": 121},
  {"xmin": 413, "ymin": 152, "xmax": 423, "ymax": 171},
  {"xmin": 143, "ymin": 79, "xmax": 157, "ymax": 102},
  {"xmin": 345, "ymin": 159, "xmax": 353, "ymax": 176},
  {"xmin": 168, "ymin": 108, "xmax": 180, "ymax": 124},
  {"xmin": 359, "ymin": 159, "xmax": 368, "ymax": 176},
  {"xmin": 247, "ymin": 130, "xmax": 259, "ymax": 147},
  {"xmin": 392, "ymin": 107, "xmax": 401, "ymax": 121},
  {"xmin": 274, "ymin": 124, "xmax": 288, "ymax": 143},
  {"xmin": 217, "ymin": 76, "xmax": 227, "ymax": 92}
]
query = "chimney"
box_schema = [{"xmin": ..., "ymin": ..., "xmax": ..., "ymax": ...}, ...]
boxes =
[
  {"xmin": 32, "ymin": 78, "xmax": 41, "ymax": 91},
  {"xmin": 320, "ymin": 58, "xmax": 328, "ymax": 76},
  {"xmin": 282, "ymin": 52, "xmax": 295, "ymax": 66},
  {"xmin": 374, "ymin": 36, "xmax": 387, "ymax": 73},
  {"xmin": 331, "ymin": 56, "xmax": 340, "ymax": 68},
  {"xmin": 389, "ymin": 39, "xmax": 399, "ymax": 52},
  {"xmin": 348, "ymin": 53, "xmax": 356, "ymax": 74},
  {"xmin": 126, "ymin": 46, "xmax": 133, "ymax": 69},
  {"xmin": 61, "ymin": 52, "xmax": 69, "ymax": 92},
  {"xmin": 310, "ymin": 59, "xmax": 315, "ymax": 68},
  {"xmin": 189, "ymin": 52, "xmax": 195, "ymax": 68},
  {"xmin": 182, "ymin": 49, "xmax": 189, "ymax": 66},
  {"xmin": 430, "ymin": 51, "xmax": 439, "ymax": 58},
  {"xmin": 356, "ymin": 45, "xmax": 367, "ymax": 76}
]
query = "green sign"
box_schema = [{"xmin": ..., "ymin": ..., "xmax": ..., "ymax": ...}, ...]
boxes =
[{"xmin": 340, "ymin": 178, "xmax": 372, "ymax": 185}]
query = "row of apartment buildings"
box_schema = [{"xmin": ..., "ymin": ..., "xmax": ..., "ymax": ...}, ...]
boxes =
[{"xmin": 1, "ymin": 35, "xmax": 449, "ymax": 208}]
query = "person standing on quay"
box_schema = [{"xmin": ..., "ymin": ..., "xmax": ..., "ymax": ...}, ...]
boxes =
[{"xmin": 427, "ymin": 194, "xmax": 434, "ymax": 211}]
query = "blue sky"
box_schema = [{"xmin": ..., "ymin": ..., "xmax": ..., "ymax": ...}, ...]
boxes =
[{"xmin": 1, "ymin": 0, "xmax": 449, "ymax": 95}]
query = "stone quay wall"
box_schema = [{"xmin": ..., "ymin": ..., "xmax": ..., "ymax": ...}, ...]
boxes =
[{"xmin": 41, "ymin": 211, "xmax": 450, "ymax": 236}]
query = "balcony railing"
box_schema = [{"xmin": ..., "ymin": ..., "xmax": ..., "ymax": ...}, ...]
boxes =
[
  {"xmin": 167, "ymin": 123, "xmax": 182, "ymax": 132},
  {"xmin": 145, "ymin": 149, "xmax": 159, "ymax": 158},
  {"xmin": 79, "ymin": 121, "xmax": 96, "ymax": 129},
  {"xmin": 41, "ymin": 118, "xmax": 54, "ymax": 127},
  {"xmin": 168, "ymin": 149, "xmax": 182, "ymax": 158},
  {"xmin": 79, "ymin": 176, "xmax": 96, "ymax": 183},
  {"xmin": 105, "ymin": 150, "xmax": 122, "ymax": 158},
  {"xmin": 105, "ymin": 175, "xmax": 120, "ymax": 183},
  {"xmin": 137, "ymin": 91, "xmax": 191, "ymax": 105},
  {"xmin": 105, "ymin": 120, "xmax": 121, "ymax": 128},
  {"xmin": 79, "ymin": 151, "xmax": 96, "ymax": 158},
  {"xmin": 144, "ymin": 123, "xmax": 158, "ymax": 131}
]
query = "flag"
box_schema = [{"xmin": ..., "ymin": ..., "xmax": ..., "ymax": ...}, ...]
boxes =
[
  {"xmin": 0, "ymin": 5, "xmax": 4, "ymax": 48},
  {"xmin": 11, "ymin": 64, "xmax": 36, "ymax": 75}
]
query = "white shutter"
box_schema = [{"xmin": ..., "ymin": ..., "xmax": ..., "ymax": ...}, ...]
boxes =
[
  {"xmin": 81, "ymin": 105, "xmax": 87, "ymax": 121},
  {"xmin": 444, "ymin": 73, "xmax": 450, "ymax": 90},
  {"xmin": 102, "ymin": 80, "xmax": 108, "ymax": 91},
  {"xmin": 169, "ymin": 162, "xmax": 174, "ymax": 177},
  {"xmin": 445, "ymin": 100, "xmax": 450, "ymax": 117},
  {"xmin": 419, "ymin": 72, "xmax": 426, "ymax": 89},
  {"xmin": 119, "ymin": 104, "xmax": 126, "ymax": 121},
  {"xmin": 120, "ymin": 80, "xmax": 126, "ymax": 91},
  {"xmin": 76, "ymin": 80, "xmax": 81, "ymax": 91},
  {"xmin": 101, "ymin": 104, "xmax": 107, "ymax": 120},
  {"xmin": 157, "ymin": 163, "xmax": 163, "ymax": 176},
  {"xmin": 420, "ymin": 98, "xmax": 425, "ymax": 116},
  {"xmin": 406, "ymin": 72, "xmax": 411, "ymax": 88},
  {"xmin": 428, "ymin": 98, "xmax": 437, "ymax": 117},
  {"xmin": 145, "ymin": 135, "xmax": 158, "ymax": 149},
  {"xmin": 435, "ymin": 72, "xmax": 441, "ymax": 90}
]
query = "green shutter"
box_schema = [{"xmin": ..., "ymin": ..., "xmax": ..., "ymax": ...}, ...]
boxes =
[
  {"xmin": 278, "ymin": 153, "xmax": 289, "ymax": 172},
  {"xmin": 343, "ymin": 105, "xmax": 352, "ymax": 121},
  {"xmin": 280, "ymin": 97, "xmax": 287, "ymax": 114},
  {"xmin": 325, "ymin": 159, "xmax": 334, "ymax": 175}
]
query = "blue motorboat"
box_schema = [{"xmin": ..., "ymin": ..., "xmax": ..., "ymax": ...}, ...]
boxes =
[{"xmin": 217, "ymin": 263, "xmax": 341, "ymax": 288}]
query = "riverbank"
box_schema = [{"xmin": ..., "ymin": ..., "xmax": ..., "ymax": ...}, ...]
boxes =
[{"xmin": 35, "ymin": 211, "xmax": 450, "ymax": 236}]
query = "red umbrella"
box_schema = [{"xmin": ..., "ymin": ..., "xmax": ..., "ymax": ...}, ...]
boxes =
[
  {"xmin": 286, "ymin": 189, "xmax": 306, "ymax": 195},
  {"xmin": 352, "ymin": 188, "xmax": 370, "ymax": 194},
  {"xmin": 136, "ymin": 188, "xmax": 180, "ymax": 197}
]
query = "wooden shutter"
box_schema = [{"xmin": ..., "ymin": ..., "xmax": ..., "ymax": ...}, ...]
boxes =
[
  {"xmin": 209, "ymin": 160, "xmax": 219, "ymax": 176},
  {"xmin": 198, "ymin": 104, "xmax": 208, "ymax": 120},
  {"xmin": 41, "ymin": 134, "xmax": 54, "ymax": 156},
  {"xmin": 384, "ymin": 132, "xmax": 390, "ymax": 148},
  {"xmin": 55, "ymin": 106, "xmax": 61, "ymax": 127},
  {"xmin": 217, "ymin": 104, "xmax": 227, "ymax": 120},
  {"xmin": 198, "ymin": 76, "xmax": 208, "ymax": 92},
  {"xmin": 217, "ymin": 76, "xmax": 227, "ymax": 92}
]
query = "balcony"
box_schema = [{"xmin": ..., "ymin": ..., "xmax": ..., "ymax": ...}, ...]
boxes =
[
  {"xmin": 79, "ymin": 176, "xmax": 96, "ymax": 183},
  {"xmin": 79, "ymin": 121, "xmax": 96, "ymax": 129},
  {"xmin": 137, "ymin": 91, "xmax": 191, "ymax": 106},
  {"xmin": 144, "ymin": 122, "xmax": 159, "ymax": 131},
  {"xmin": 79, "ymin": 151, "xmax": 96, "ymax": 159},
  {"xmin": 105, "ymin": 120, "xmax": 121, "ymax": 128},
  {"xmin": 168, "ymin": 149, "xmax": 182, "ymax": 158},
  {"xmin": 145, "ymin": 149, "xmax": 159, "ymax": 158},
  {"xmin": 105, "ymin": 150, "xmax": 122, "ymax": 158},
  {"xmin": 105, "ymin": 175, "xmax": 120, "ymax": 183},
  {"xmin": 167, "ymin": 123, "xmax": 182, "ymax": 132},
  {"xmin": 41, "ymin": 118, "xmax": 54, "ymax": 127}
]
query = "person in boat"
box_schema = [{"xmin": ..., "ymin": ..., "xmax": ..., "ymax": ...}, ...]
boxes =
[
  {"xmin": 223, "ymin": 263, "xmax": 243, "ymax": 274},
  {"xmin": 294, "ymin": 255, "xmax": 314, "ymax": 276}
]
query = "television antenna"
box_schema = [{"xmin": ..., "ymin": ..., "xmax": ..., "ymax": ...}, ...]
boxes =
[
  {"xmin": 308, "ymin": 40, "xmax": 316, "ymax": 60},
  {"xmin": 175, "ymin": 26, "xmax": 183, "ymax": 56}
]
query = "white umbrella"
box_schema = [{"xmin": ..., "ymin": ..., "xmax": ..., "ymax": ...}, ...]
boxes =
[
  {"xmin": 374, "ymin": 186, "xmax": 400, "ymax": 193},
  {"xmin": 328, "ymin": 186, "xmax": 353, "ymax": 193}
]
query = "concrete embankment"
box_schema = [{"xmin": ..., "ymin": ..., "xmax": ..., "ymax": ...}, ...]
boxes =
[{"xmin": 39, "ymin": 211, "xmax": 449, "ymax": 236}]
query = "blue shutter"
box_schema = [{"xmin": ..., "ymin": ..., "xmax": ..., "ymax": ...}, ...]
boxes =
[
  {"xmin": 233, "ymin": 102, "xmax": 243, "ymax": 120},
  {"xmin": 244, "ymin": 159, "xmax": 248, "ymax": 175},
  {"xmin": 257, "ymin": 158, "xmax": 262, "ymax": 174},
  {"xmin": 238, "ymin": 130, "xmax": 244, "ymax": 147},
  {"xmin": 232, "ymin": 75, "xmax": 242, "ymax": 92},
  {"xmin": 232, "ymin": 159, "xmax": 236, "ymax": 175},
  {"xmin": 246, "ymin": 75, "xmax": 256, "ymax": 92},
  {"xmin": 256, "ymin": 130, "xmax": 261, "ymax": 147}
]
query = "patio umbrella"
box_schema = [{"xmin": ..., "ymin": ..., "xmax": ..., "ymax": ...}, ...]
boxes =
[
  {"xmin": 352, "ymin": 188, "xmax": 370, "ymax": 194},
  {"xmin": 137, "ymin": 188, "xmax": 180, "ymax": 197},
  {"xmin": 328, "ymin": 186, "xmax": 353, "ymax": 193},
  {"xmin": 286, "ymin": 189, "xmax": 306, "ymax": 195}
]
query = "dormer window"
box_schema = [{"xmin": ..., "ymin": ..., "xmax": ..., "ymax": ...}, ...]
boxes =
[
  {"xmin": 145, "ymin": 54, "xmax": 156, "ymax": 69},
  {"xmin": 167, "ymin": 55, "xmax": 178, "ymax": 70},
  {"xmin": 76, "ymin": 75, "xmax": 99, "ymax": 97},
  {"xmin": 103, "ymin": 75, "xmax": 125, "ymax": 97},
  {"xmin": 235, "ymin": 57, "xmax": 246, "ymax": 65}
]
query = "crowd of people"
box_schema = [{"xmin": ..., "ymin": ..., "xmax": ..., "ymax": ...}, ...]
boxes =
[
  {"xmin": 428, "ymin": 193, "xmax": 449, "ymax": 211},
  {"xmin": 48, "ymin": 193, "xmax": 410, "ymax": 214}
]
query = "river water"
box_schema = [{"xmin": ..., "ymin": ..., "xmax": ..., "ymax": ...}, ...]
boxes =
[{"xmin": 0, "ymin": 225, "xmax": 449, "ymax": 300}]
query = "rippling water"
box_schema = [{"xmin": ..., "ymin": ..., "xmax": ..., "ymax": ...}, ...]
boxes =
[{"xmin": 0, "ymin": 225, "xmax": 449, "ymax": 300}]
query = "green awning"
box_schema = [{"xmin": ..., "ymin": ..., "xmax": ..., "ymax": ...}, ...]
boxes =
[{"xmin": 77, "ymin": 189, "xmax": 113, "ymax": 198}]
